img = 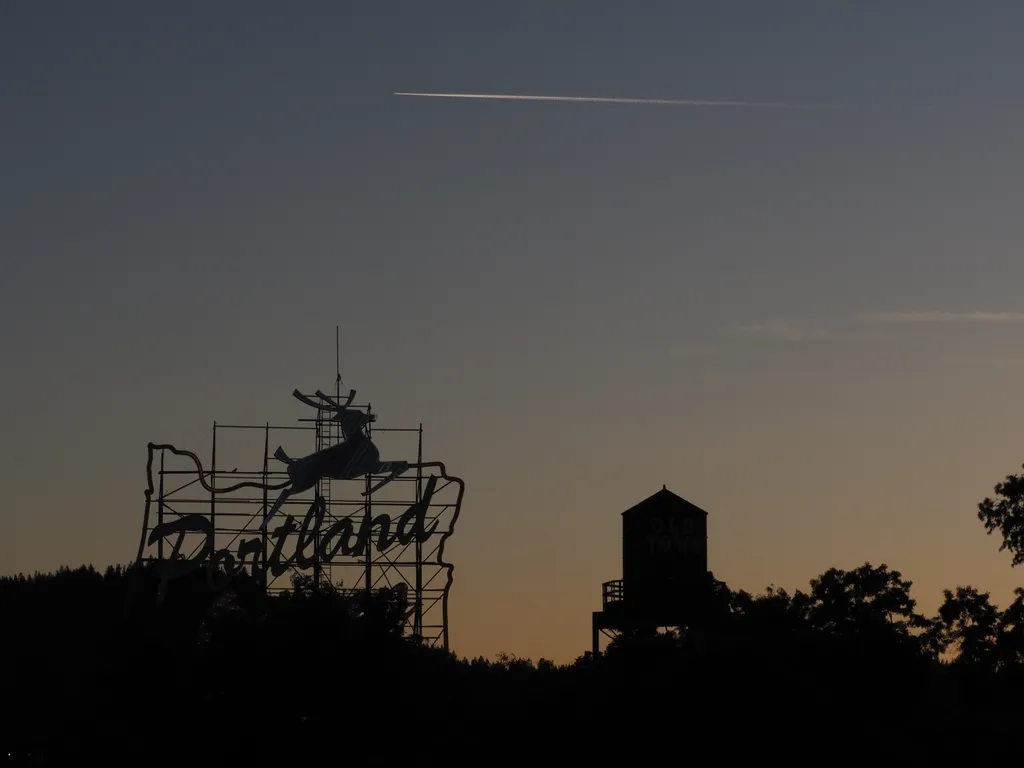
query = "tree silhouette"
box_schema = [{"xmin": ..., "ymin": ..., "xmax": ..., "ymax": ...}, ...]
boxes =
[
  {"xmin": 996, "ymin": 587, "xmax": 1024, "ymax": 666},
  {"xmin": 800, "ymin": 563, "xmax": 926, "ymax": 633},
  {"xmin": 930, "ymin": 586, "xmax": 1001, "ymax": 666},
  {"xmin": 977, "ymin": 464, "xmax": 1024, "ymax": 566}
]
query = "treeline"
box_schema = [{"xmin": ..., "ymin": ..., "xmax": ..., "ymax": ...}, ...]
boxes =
[
  {"xmin": 5, "ymin": 463, "xmax": 1024, "ymax": 762},
  {"xmin": 2, "ymin": 563, "xmax": 423, "ymax": 764},
  {"xmin": 2, "ymin": 560, "xmax": 1022, "ymax": 763}
]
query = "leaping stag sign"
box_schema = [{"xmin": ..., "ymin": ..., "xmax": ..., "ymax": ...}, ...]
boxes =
[
  {"xmin": 267, "ymin": 388, "xmax": 411, "ymax": 529},
  {"xmin": 136, "ymin": 386, "xmax": 465, "ymax": 634}
]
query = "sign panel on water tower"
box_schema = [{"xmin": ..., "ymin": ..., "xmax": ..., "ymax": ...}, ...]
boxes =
[{"xmin": 621, "ymin": 487, "xmax": 708, "ymax": 614}]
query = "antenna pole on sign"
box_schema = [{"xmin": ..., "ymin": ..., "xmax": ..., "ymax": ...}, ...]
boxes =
[{"xmin": 335, "ymin": 325, "xmax": 341, "ymax": 401}]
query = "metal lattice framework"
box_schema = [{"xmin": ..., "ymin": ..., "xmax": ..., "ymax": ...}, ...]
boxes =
[{"xmin": 136, "ymin": 384, "xmax": 465, "ymax": 650}]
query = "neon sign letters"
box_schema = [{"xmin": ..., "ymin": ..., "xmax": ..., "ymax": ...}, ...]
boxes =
[{"xmin": 147, "ymin": 478, "xmax": 440, "ymax": 596}]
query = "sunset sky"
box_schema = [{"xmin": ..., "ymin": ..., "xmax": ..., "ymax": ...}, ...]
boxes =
[{"xmin": 4, "ymin": 2, "xmax": 1024, "ymax": 663}]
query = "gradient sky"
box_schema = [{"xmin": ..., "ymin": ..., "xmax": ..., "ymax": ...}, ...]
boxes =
[{"xmin": 4, "ymin": 1, "xmax": 1024, "ymax": 664}]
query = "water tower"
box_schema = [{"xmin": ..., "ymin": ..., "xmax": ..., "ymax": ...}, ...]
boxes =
[{"xmin": 592, "ymin": 485, "xmax": 712, "ymax": 655}]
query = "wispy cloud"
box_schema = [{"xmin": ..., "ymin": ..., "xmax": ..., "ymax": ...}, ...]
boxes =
[
  {"xmin": 722, "ymin": 320, "xmax": 831, "ymax": 342},
  {"xmin": 716, "ymin": 309, "xmax": 1024, "ymax": 346},
  {"xmin": 857, "ymin": 310, "xmax": 1024, "ymax": 325}
]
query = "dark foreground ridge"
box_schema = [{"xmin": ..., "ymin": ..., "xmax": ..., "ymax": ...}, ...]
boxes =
[
  {"xmin": 7, "ymin": 462, "xmax": 1024, "ymax": 763},
  {"xmin": 2, "ymin": 559, "xmax": 1023, "ymax": 764}
]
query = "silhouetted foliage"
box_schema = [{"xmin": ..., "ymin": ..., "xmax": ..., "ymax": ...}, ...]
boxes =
[
  {"xmin": 9, "ymin": 458, "xmax": 1024, "ymax": 762},
  {"xmin": 2, "ymin": 556, "xmax": 1022, "ymax": 763},
  {"xmin": 978, "ymin": 464, "xmax": 1024, "ymax": 566}
]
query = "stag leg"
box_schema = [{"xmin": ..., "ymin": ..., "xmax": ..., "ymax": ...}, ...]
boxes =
[
  {"xmin": 260, "ymin": 487, "xmax": 292, "ymax": 530},
  {"xmin": 364, "ymin": 462, "xmax": 409, "ymax": 496}
]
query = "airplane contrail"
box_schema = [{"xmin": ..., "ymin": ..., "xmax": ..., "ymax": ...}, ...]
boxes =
[{"xmin": 393, "ymin": 92, "xmax": 843, "ymax": 109}]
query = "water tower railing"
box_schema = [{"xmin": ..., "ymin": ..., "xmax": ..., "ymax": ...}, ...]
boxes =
[{"xmin": 601, "ymin": 580, "xmax": 624, "ymax": 607}]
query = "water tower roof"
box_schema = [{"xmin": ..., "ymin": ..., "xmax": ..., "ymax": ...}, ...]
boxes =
[{"xmin": 620, "ymin": 486, "xmax": 709, "ymax": 518}]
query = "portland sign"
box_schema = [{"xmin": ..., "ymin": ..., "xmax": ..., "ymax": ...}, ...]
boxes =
[{"xmin": 135, "ymin": 385, "xmax": 465, "ymax": 613}]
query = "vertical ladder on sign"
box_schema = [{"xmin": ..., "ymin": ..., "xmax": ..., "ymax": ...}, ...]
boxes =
[
  {"xmin": 317, "ymin": 325, "xmax": 343, "ymax": 591},
  {"xmin": 314, "ymin": 405, "xmax": 327, "ymax": 588}
]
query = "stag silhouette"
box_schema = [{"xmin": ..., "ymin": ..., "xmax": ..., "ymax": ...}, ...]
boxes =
[{"xmin": 259, "ymin": 388, "xmax": 410, "ymax": 530}]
